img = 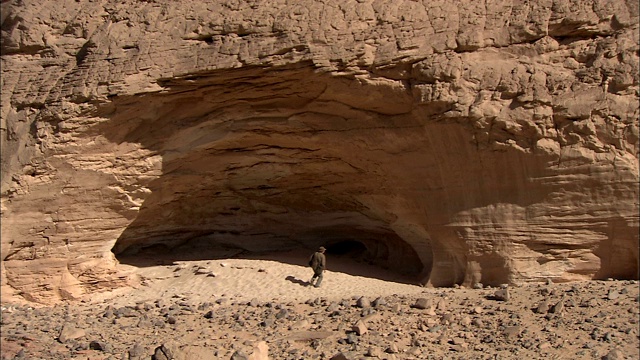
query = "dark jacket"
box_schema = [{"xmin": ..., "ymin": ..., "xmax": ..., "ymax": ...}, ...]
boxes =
[{"xmin": 309, "ymin": 251, "xmax": 326, "ymax": 272}]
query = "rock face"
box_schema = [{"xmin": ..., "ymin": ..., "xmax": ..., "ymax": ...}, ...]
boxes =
[{"xmin": 1, "ymin": 0, "xmax": 638, "ymax": 303}]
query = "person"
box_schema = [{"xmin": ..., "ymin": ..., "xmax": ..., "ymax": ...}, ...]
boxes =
[{"xmin": 308, "ymin": 246, "xmax": 326, "ymax": 288}]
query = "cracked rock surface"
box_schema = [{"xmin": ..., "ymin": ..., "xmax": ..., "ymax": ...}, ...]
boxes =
[{"xmin": 1, "ymin": 0, "xmax": 638, "ymax": 303}]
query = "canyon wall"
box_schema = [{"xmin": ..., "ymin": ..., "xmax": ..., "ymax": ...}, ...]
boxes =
[{"xmin": 1, "ymin": 0, "xmax": 638, "ymax": 303}]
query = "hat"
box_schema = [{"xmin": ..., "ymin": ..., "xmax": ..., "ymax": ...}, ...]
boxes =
[{"xmin": 318, "ymin": 246, "xmax": 326, "ymax": 252}]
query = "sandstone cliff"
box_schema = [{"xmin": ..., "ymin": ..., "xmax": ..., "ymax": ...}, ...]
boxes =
[{"xmin": 1, "ymin": 0, "xmax": 638, "ymax": 303}]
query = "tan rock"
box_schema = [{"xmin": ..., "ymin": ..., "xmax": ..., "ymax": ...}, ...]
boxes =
[
  {"xmin": 352, "ymin": 320, "xmax": 368, "ymax": 336},
  {"xmin": 1, "ymin": 0, "xmax": 638, "ymax": 304},
  {"xmin": 58, "ymin": 325, "xmax": 86, "ymax": 343}
]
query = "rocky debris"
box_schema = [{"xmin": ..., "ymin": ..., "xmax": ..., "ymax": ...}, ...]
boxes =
[
  {"xmin": 603, "ymin": 348, "xmax": 626, "ymax": 360},
  {"xmin": 351, "ymin": 320, "xmax": 367, "ymax": 336},
  {"xmin": 503, "ymin": 325, "xmax": 522, "ymax": 340},
  {"xmin": 57, "ymin": 324, "xmax": 85, "ymax": 343},
  {"xmin": 535, "ymin": 299, "xmax": 551, "ymax": 314},
  {"xmin": 128, "ymin": 343, "xmax": 146, "ymax": 360},
  {"xmin": 355, "ymin": 296, "xmax": 371, "ymax": 309},
  {"xmin": 230, "ymin": 341, "xmax": 269, "ymax": 360},
  {"xmin": 365, "ymin": 347, "xmax": 385, "ymax": 358},
  {"xmin": 0, "ymin": 280, "xmax": 637, "ymax": 359},
  {"xmin": 194, "ymin": 266, "xmax": 217, "ymax": 277},
  {"xmin": 411, "ymin": 298, "xmax": 432, "ymax": 310},
  {"xmin": 89, "ymin": 340, "xmax": 112, "ymax": 352},
  {"xmin": 608, "ymin": 290, "xmax": 621, "ymax": 301},
  {"xmin": 330, "ymin": 353, "xmax": 351, "ymax": 360},
  {"xmin": 385, "ymin": 343, "xmax": 400, "ymax": 354},
  {"xmin": 372, "ymin": 297, "xmax": 386, "ymax": 308},
  {"xmin": 549, "ymin": 297, "xmax": 565, "ymax": 314},
  {"xmin": 152, "ymin": 343, "xmax": 180, "ymax": 360},
  {"xmin": 493, "ymin": 288, "xmax": 510, "ymax": 302}
]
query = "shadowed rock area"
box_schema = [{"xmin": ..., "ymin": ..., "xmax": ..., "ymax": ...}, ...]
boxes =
[{"xmin": 1, "ymin": 0, "xmax": 638, "ymax": 303}]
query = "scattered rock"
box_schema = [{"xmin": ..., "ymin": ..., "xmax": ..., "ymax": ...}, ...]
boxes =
[
  {"xmin": 115, "ymin": 306, "xmax": 137, "ymax": 318},
  {"xmin": 503, "ymin": 325, "xmax": 522, "ymax": 340},
  {"xmin": 356, "ymin": 297, "xmax": 371, "ymax": 308},
  {"xmin": 245, "ymin": 341, "xmax": 269, "ymax": 360},
  {"xmin": 450, "ymin": 337, "xmax": 468, "ymax": 351},
  {"xmin": 607, "ymin": 290, "xmax": 620, "ymax": 300},
  {"xmin": 365, "ymin": 347, "xmax": 385, "ymax": 358},
  {"xmin": 412, "ymin": 298, "xmax": 431, "ymax": 310},
  {"xmin": 89, "ymin": 340, "xmax": 112, "ymax": 352},
  {"xmin": 152, "ymin": 343, "xmax": 181, "ymax": 360},
  {"xmin": 230, "ymin": 350, "xmax": 251, "ymax": 360},
  {"xmin": 330, "ymin": 353, "xmax": 351, "ymax": 360},
  {"xmin": 602, "ymin": 348, "xmax": 625, "ymax": 360},
  {"xmin": 385, "ymin": 343, "xmax": 399, "ymax": 354},
  {"xmin": 0, "ymin": 264, "xmax": 637, "ymax": 360},
  {"xmin": 549, "ymin": 298, "xmax": 565, "ymax": 314},
  {"xmin": 259, "ymin": 319, "xmax": 274, "ymax": 328},
  {"xmin": 128, "ymin": 343, "xmax": 147, "ymax": 360},
  {"xmin": 275, "ymin": 308, "xmax": 288, "ymax": 319},
  {"xmin": 441, "ymin": 313, "xmax": 455, "ymax": 324},
  {"xmin": 494, "ymin": 288, "xmax": 510, "ymax": 301},
  {"xmin": 536, "ymin": 300, "xmax": 551, "ymax": 314},
  {"xmin": 372, "ymin": 297, "xmax": 386, "ymax": 308},
  {"xmin": 58, "ymin": 324, "xmax": 86, "ymax": 343},
  {"xmin": 390, "ymin": 303, "xmax": 402, "ymax": 313},
  {"xmin": 352, "ymin": 320, "xmax": 368, "ymax": 336}
]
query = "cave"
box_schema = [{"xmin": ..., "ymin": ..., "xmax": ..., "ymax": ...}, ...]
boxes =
[
  {"xmin": 107, "ymin": 63, "xmax": 435, "ymax": 284},
  {"xmin": 113, "ymin": 212, "xmax": 429, "ymax": 283},
  {"xmin": 325, "ymin": 240, "xmax": 366, "ymax": 257}
]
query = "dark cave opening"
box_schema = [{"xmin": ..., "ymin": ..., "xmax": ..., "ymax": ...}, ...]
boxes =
[
  {"xmin": 324, "ymin": 240, "xmax": 367, "ymax": 257},
  {"xmin": 113, "ymin": 223, "xmax": 429, "ymax": 285}
]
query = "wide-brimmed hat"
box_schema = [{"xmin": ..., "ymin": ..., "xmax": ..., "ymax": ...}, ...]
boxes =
[{"xmin": 318, "ymin": 246, "xmax": 326, "ymax": 252}]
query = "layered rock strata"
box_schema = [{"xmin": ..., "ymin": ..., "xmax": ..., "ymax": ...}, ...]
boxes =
[{"xmin": 1, "ymin": 0, "xmax": 638, "ymax": 303}]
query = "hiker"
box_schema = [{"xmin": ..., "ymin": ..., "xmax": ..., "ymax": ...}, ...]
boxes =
[{"xmin": 308, "ymin": 246, "xmax": 326, "ymax": 288}]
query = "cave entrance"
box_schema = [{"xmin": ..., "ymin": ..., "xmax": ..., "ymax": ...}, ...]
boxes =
[
  {"xmin": 325, "ymin": 240, "xmax": 367, "ymax": 257},
  {"xmin": 294, "ymin": 225, "xmax": 427, "ymax": 283},
  {"xmin": 102, "ymin": 63, "xmax": 431, "ymax": 285},
  {"xmin": 113, "ymin": 222, "xmax": 429, "ymax": 285}
]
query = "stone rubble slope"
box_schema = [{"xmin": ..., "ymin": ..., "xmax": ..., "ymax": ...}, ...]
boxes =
[{"xmin": 1, "ymin": 278, "xmax": 638, "ymax": 359}]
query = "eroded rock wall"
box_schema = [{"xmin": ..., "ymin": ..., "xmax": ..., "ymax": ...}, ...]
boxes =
[{"xmin": 1, "ymin": 0, "xmax": 638, "ymax": 303}]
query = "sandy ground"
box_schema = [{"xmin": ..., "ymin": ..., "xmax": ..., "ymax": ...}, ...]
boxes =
[{"xmin": 89, "ymin": 249, "xmax": 428, "ymax": 308}]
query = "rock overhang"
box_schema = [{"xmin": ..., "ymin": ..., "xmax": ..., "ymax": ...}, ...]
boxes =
[
  {"xmin": 1, "ymin": 0, "xmax": 638, "ymax": 304},
  {"xmin": 104, "ymin": 65, "xmax": 430, "ymax": 280}
]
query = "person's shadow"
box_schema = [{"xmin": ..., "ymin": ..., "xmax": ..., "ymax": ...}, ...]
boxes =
[{"xmin": 285, "ymin": 275, "xmax": 310, "ymax": 287}]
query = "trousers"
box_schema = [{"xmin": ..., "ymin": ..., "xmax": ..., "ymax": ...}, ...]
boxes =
[{"xmin": 310, "ymin": 269, "xmax": 323, "ymax": 287}]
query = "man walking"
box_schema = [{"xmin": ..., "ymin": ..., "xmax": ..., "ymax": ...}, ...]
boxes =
[{"xmin": 308, "ymin": 246, "xmax": 326, "ymax": 288}]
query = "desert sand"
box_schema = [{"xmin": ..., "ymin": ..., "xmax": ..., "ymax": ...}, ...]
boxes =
[{"xmin": 97, "ymin": 249, "xmax": 428, "ymax": 308}]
